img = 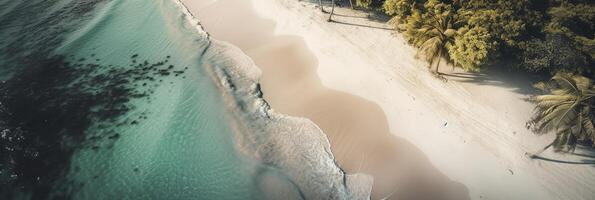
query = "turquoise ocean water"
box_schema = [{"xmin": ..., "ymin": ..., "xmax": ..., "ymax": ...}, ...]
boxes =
[{"xmin": 0, "ymin": 0, "xmax": 370, "ymax": 199}]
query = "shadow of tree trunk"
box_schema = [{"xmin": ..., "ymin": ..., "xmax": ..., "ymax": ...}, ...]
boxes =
[{"xmin": 527, "ymin": 154, "xmax": 595, "ymax": 165}]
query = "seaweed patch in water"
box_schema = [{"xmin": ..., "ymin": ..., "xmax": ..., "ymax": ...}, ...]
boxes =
[{"xmin": 0, "ymin": 53, "xmax": 187, "ymax": 199}]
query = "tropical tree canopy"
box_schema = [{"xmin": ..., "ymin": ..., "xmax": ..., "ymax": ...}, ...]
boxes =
[
  {"xmin": 383, "ymin": 0, "xmax": 418, "ymax": 23},
  {"xmin": 412, "ymin": 0, "xmax": 461, "ymax": 73},
  {"xmin": 448, "ymin": 26, "xmax": 497, "ymax": 72},
  {"xmin": 355, "ymin": 0, "xmax": 373, "ymax": 8},
  {"xmin": 457, "ymin": 0, "xmax": 542, "ymax": 48},
  {"xmin": 354, "ymin": 0, "xmax": 390, "ymax": 8},
  {"xmin": 522, "ymin": 34, "xmax": 589, "ymax": 74},
  {"xmin": 382, "ymin": 0, "xmax": 594, "ymax": 74},
  {"xmin": 530, "ymin": 73, "xmax": 595, "ymax": 152},
  {"xmin": 545, "ymin": 2, "xmax": 595, "ymax": 59}
]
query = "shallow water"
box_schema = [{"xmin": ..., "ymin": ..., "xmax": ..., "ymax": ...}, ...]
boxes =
[
  {"xmin": 0, "ymin": 0, "xmax": 259, "ymax": 199},
  {"xmin": 0, "ymin": 0, "xmax": 369, "ymax": 199}
]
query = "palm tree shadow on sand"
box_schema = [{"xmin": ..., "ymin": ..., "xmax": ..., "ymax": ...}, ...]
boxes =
[
  {"xmin": 430, "ymin": 55, "xmax": 554, "ymax": 98},
  {"xmin": 194, "ymin": 0, "xmax": 470, "ymax": 199},
  {"xmin": 527, "ymin": 144, "xmax": 595, "ymax": 167}
]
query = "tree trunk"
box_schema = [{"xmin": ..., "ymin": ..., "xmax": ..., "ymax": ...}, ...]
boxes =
[
  {"xmin": 526, "ymin": 141, "xmax": 555, "ymax": 159},
  {"xmin": 328, "ymin": 0, "xmax": 335, "ymax": 22},
  {"xmin": 319, "ymin": 0, "xmax": 325, "ymax": 13},
  {"xmin": 435, "ymin": 49, "xmax": 442, "ymax": 74}
]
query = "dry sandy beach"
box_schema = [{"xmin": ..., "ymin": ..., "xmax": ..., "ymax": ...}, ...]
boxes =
[{"xmin": 184, "ymin": 0, "xmax": 595, "ymax": 199}]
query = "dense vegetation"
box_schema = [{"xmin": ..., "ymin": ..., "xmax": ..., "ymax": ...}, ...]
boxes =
[
  {"xmin": 339, "ymin": 0, "xmax": 595, "ymax": 151},
  {"xmin": 351, "ymin": 0, "xmax": 594, "ymax": 75}
]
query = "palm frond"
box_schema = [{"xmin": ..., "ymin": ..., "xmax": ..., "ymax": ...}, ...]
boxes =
[
  {"xmin": 529, "ymin": 72, "xmax": 595, "ymax": 152},
  {"xmin": 552, "ymin": 73, "xmax": 580, "ymax": 93}
]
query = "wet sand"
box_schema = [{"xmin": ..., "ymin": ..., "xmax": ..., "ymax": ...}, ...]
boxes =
[{"xmin": 184, "ymin": 0, "xmax": 469, "ymax": 199}]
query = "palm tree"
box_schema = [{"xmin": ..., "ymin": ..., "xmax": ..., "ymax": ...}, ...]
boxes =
[
  {"xmin": 528, "ymin": 72, "xmax": 595, "ymax": 156},
  {"xmin": 415, "ymin": 11, "xmax": 459, "ymax": 74}
]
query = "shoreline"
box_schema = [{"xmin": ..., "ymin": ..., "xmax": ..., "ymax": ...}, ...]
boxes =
[
  {"xmin": 173, "ymin": 0, "xmax": 374, "ymax": 198},
  {"xmin": 183, "ymin": 0, "xmax": 595, "ymax": 199},
  {"xmin": 184, "ymin": 0, "xmax": 468, "ymax": 199},
  {"xmin": 201, "ymin": 41, "xmax": 373, "ymax": 199}
]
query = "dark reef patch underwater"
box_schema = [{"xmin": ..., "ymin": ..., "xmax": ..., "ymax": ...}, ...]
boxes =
[
  {"xmin": 0, "ymin": 53, "xmax": 186, "ymax": 198},
  {"xmin": 0, "ymin": 0, "xmax": 256, "ymax": 199},
  {"xmin": 0, "ymin": 0, "xmax": 110, "ymax": 198}
]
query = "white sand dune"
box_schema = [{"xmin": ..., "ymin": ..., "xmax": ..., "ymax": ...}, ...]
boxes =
[{"xmin": 184, "ymin": 0, "xmax": 595, "ymax": 199}]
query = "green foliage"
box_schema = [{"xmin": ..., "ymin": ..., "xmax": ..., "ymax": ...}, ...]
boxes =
[
  {"xmin": 355, "ymin": 0, "xmax": 373, "ymax": 8},
  {"xmin": 407, "ymin": 0, "xmax": 460, "ymax": 73},
  {"xmin": 530, "ymin": 73, "xmax": 595, "ymax": 152},
  {"xmin": 405, "ymin": 0, "xmax": 457, "ymax": 46},
  {"xmin": 401, "ymin": 9, "xmax": 424, "ymax": 43},
  {"xmin": 386, "ymin": 0, "xmax": 500, "ymax": 72},
  {"xmin": 380, "ymin": 0, "xmax": 594, "ymax": 73},
  {"xmin": 545, "ymin": 2, "xmax": 595, "ymax": 59},
  {"xmin": 355, "ymin": 0, "xmax": 386, "ymax": 9},
  {"xmin": 448, "ymin": 26, "xmax": 497, "ymax": 71},
  {"xmin": 522, "ymin": 34, "xmax": 589, "ymax": 74},
  {"xmin": 383, "ymin": 0, "xmax": 419, "ymax": 23},
  {"xmin": 458, "ymin": 0, "xmax": 543, "ymax": 48}
]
